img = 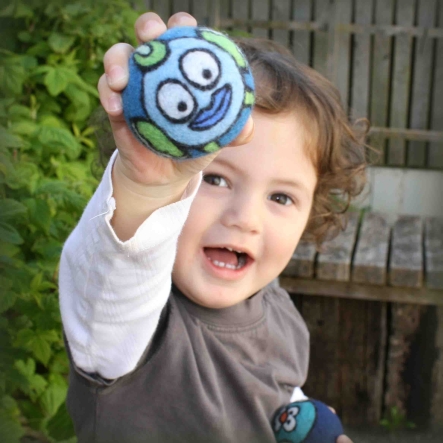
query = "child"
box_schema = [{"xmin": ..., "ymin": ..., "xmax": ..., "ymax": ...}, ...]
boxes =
[{"xmin": 59, "ymin": 11, "xmax": 364, "ymax": 443}]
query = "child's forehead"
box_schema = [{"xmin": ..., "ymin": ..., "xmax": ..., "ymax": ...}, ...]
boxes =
[{"xmin": 210, "ymin": 109, "xmax": 317, "ymax": 185}]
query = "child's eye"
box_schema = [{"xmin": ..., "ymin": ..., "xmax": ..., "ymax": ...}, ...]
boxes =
[
  {"xmin": 269, "ymin": 193, "xmax": 294, "ymax": 206},
  {"xmin": 203, "ymin": 174, "xmax": 228, "ymax": 187}
]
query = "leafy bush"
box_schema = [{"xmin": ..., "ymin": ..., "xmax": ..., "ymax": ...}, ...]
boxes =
[{"xmin": 0, "ymin": 1, "xmax": 142, "ymax": 441}]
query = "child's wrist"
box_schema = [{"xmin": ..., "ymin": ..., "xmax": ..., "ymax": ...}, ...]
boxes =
[
  {"xmin": 109, "ymin": 156, "xmax": 192, "ymax": 241},
  {"xmin": 113, "ymin": 154, "xmax": 189, "ymax": 201}
]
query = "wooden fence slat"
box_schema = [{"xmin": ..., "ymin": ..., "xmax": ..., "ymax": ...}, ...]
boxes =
[
  {"xmin": 191, "ymin": 0, "xmax": 209, "ymax": 26},
  {"xmin": 232, "ymin": 0, "xmax": 249, "ymax": 33},
  {"xmin": 384, "ymin": 304, "xmax": 425, "ymax": 416},
  {"xmin": 389, "ymin": 216, "xmax": 423, "ymax": 288},
  {"xmin": 352, "ymin": 212, "xmax": 390, "ymax": 285},
  {"xmin": 429, "ymin": 2, "xmax": 443, "ymax": 168},
  {"xmin": 301, "ymin": 296, "xmax": 341, "ymax": 414},
  {"xmin": 339, "ymin": 298, "xmax": 369, "ymax": 425},
  {"xmin": 431, "ymin": 306, "xmax": 443, "ymax": 427},
  {"xmin": 388, "ymin": 0, "xmax": 415, "ymax": 165},
  {"xmin": 271, "ymin": 0, "xmax": 291, "ymax": 48},
  {"xmin": 151, "ymin": 0, "xmax": 171, "ymax": 21},
  {"xmin": 351, "ymin": 0, "xmax": 373, "ymax": 120},
  {"xmin": 299, "ymin": 294, "xmax": 387, "ymax": 425},
  {"xmin": 316, "ymin": 212, "xmax": 359, "ymax": 281},
  {"xmin": 218, "ymin": 0, "xmax": 229, "ymax": 29},
  {"xmin": 291, "ymin": 0, "xmax": 312, "ymax": 65},
  {"xmin": 172, "ymin": 0, "xmax": 190, "ymax": 14},
  {"xmin": 338, "ymin": 299, "xmax": 387, "ymax": 425},
  {"xmin": 281, "ymin": 277, "xmax": 443, "ymax": 305},
  {"xmin": 365, "ymin": 301, "xmax": 387, "ymax": 424},
  {"xmin": 408, "ymin": 0, "xmax": 437, "ymax": 167},
  {"xmin": 282, "ymin": 240, "xmax": 317, "ymax": 278},
  {"xmin": 369, "ymin": 0, "xmax": 394, "ymax": 165},
  {"xmin": 218, "ymin": 19, "xmax": 443, "ymax": 37},
  {"xmin": 312, "ymin": 0, "xmax": 331, "ymax": 77},
  {"xmin": 369, "ymin": 127, "xmax": 443, "ymax": 142},
  {"xmin": 425, "ymin": 217, "xmax": 443, "ymax": 290},
  {"xmin": 208, "ymin": 0, "xmax": 221, "ymax": 28},
  {"xmin": 251, "ymin": 0, "xmax": 269, "ymax": 38},
  {"xmin": 328, "ymin": 0, "xmax": 352, "ymax": 107}
]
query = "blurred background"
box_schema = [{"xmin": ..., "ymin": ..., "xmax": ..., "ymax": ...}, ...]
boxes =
[{"xmin": 0, "ymin": 0, "xmax": 441, "ymax": 442}]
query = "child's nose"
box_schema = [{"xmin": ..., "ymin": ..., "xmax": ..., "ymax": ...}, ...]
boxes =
[{"xmin": 220, "ymin": 194, "xmax": 262, "ymax": 234}]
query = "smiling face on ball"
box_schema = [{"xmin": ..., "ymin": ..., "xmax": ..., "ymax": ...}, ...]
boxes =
[
  {"xmin": 143, "ymin": 36, "xmax": 245, "ymax": 146},
  {"xmin": 125, "ymin": 28, "xmax": 254, "ymax": 158}
]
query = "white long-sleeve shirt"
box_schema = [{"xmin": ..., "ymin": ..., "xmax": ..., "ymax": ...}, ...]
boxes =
[{"xmin": 59, "ymin": 150, "xmax": 201, "ymax": 379}]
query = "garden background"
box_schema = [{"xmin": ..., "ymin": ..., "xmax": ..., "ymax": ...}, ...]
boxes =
[
  {"xmin": 1, "ymin": 0, "xmax": 442, "ymax": 442},
  {"xmin": 0, "ymin": 1, "xmax": 144, "ymax": 441}
]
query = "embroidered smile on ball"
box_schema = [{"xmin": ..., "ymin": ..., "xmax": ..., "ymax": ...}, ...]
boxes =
[{"xmin": 122, "ymin": 27, "xmax": 255, "ymax": 159}]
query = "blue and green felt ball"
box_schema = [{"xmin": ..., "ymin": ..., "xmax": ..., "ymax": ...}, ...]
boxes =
[
  {"xmin": 122, "ymin": 26, "xmax": 255, "ymax": 159},
  {"xmin": 272, "ymin": 399, "xmax": 344, "ymax": 443}
]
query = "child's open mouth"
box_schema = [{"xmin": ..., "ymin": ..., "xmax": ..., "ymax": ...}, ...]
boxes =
[{"xmin": 203, "ymin": 247, "xmax": 251, "ymax": 271}]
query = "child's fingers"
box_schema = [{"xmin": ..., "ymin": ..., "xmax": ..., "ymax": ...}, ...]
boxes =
[
  {"xmin": 167, "ymin": 12, "xmax": 197, "ymax": 28},
  {"xmin": 98, "ymin": 74, "xmax": 123, "ymax": 118},
  {"xmin": 134, "ymin": 12, "xmax": 167, "ymax": 44},
  {"xmin": 103, "ymin": 43, "xmax": 133, "ymax": 91},
  {"xmin": 228, "ymin": 116, "xmax": 254, "ymax": 147}
]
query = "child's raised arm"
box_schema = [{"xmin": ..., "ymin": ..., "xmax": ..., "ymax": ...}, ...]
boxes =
[
  {"xmin": 98, "ymin": 12, "xmax": 253, "ymax": 240},
  {"xmin": 59, "ymin": 12, "xmax": 253, "ymax": 380}
]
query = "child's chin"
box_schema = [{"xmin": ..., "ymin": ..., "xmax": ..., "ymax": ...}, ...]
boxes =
[{"xmin": 189, "ymin": 285, "xmax": 252, "ymax": 309}]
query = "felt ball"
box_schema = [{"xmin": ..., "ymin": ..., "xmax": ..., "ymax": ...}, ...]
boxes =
[
  {"xmin": 272, "ymin": 399, "xmax": 344, "ymax": 443},
  {"xmin": 122, "ymin": 26, "xmax": 255, "ymax": 160}
]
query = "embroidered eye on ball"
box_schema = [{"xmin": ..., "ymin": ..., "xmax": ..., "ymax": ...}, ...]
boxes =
[{"xmin": 122, "ymin": 26, "xmax": 255, "ymax": 159}]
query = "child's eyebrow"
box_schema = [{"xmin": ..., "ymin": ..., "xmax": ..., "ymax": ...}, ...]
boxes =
[
  {"xmin": 211, "ymin": 157, "xmax": 311, "ymax": 197},
  {"xmin": 271, "ymin": 178, "xmax": 311, "ymax": 197},
  {"xmin": 211, "ymin": 156, "xmax": 241, "ymax": 173}
]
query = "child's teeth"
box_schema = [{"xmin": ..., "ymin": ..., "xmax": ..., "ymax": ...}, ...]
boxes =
[
  {"xmin": 210, "ymin": 259, "xmax": 244, "ymax": 270},
  {"xmin": 213, "ymin": 260, "xmax": 225, "ymax": 268}
]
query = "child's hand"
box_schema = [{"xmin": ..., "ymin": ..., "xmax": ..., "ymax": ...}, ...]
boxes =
[{"xmin": 98, "ymin": 12, "xmax": 254, "ymax": 191}]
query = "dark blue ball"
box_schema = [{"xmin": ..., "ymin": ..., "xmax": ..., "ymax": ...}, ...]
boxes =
[{"xmin": 272, "ymin": 399, "xmax": 344, "ymax": 443}]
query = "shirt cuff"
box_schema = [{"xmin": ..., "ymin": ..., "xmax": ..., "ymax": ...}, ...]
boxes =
[{"xmin": 90, "ymin": 149, "xmax": 202, "ymax": 253}]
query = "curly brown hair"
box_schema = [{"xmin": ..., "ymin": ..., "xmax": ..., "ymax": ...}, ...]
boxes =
[{"xmin": 235, "ymin": 37, "xmax": 370, "ymax": 249}]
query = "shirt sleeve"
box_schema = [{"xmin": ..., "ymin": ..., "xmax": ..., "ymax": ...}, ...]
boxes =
[{"xmin": 59, "ymin": 150, "xmax": 201, "ymax": 380}]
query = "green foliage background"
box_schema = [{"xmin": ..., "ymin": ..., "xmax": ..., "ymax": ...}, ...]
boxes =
[{"xmin": 0, "ymin": 1, "xmax": 142, "ymax": 441}]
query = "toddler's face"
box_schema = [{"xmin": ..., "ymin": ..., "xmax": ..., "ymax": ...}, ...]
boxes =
[{"xmin": 172, "ymin": 110, "xmax": 317, "ymax": 308}]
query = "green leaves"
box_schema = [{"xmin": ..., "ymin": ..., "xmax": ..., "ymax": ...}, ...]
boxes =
[
  {"xmin": 0, "ymin": 54, "xmax": 26, "ymax": 96},
  {"xmin": 14, "ymin": 359, "xmax": 47, "ymax": 402},
  {"xmin": 0, "ymin": 199, "xmax": 27, "ymax": 220},
  {"xmin": 0, "ymin": 222, "xmax": 23, "ymax": 245},
  {"xmin": 48, "ymin": 33, "xmax": 76, "ymax": 54},
  {"xmin": 15, "ymin": 329, "xmax": 59, "ymax": 366},
  {"xmin": 40, "ymin": 374, "xmax": 67, "ymax": 418},
  {"xmin": 44, "ymin": 66, "xmax": 72, "ymax": 97},
  {"xmin": 0, "ymin": 0, "xmax": 142, "ymax": 440},
  {"xmin": 0, "ymin": 396, "xmax": 25, "ymax": 443},
  {"xmin": 38, "ymin": 125, "xmax": 82, "ymax": 159}
]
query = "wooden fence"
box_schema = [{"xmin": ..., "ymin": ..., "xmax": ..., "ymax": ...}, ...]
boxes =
[{"xmin": 144, "ymin": 0, "xmax": 443, "ymax": 170}]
